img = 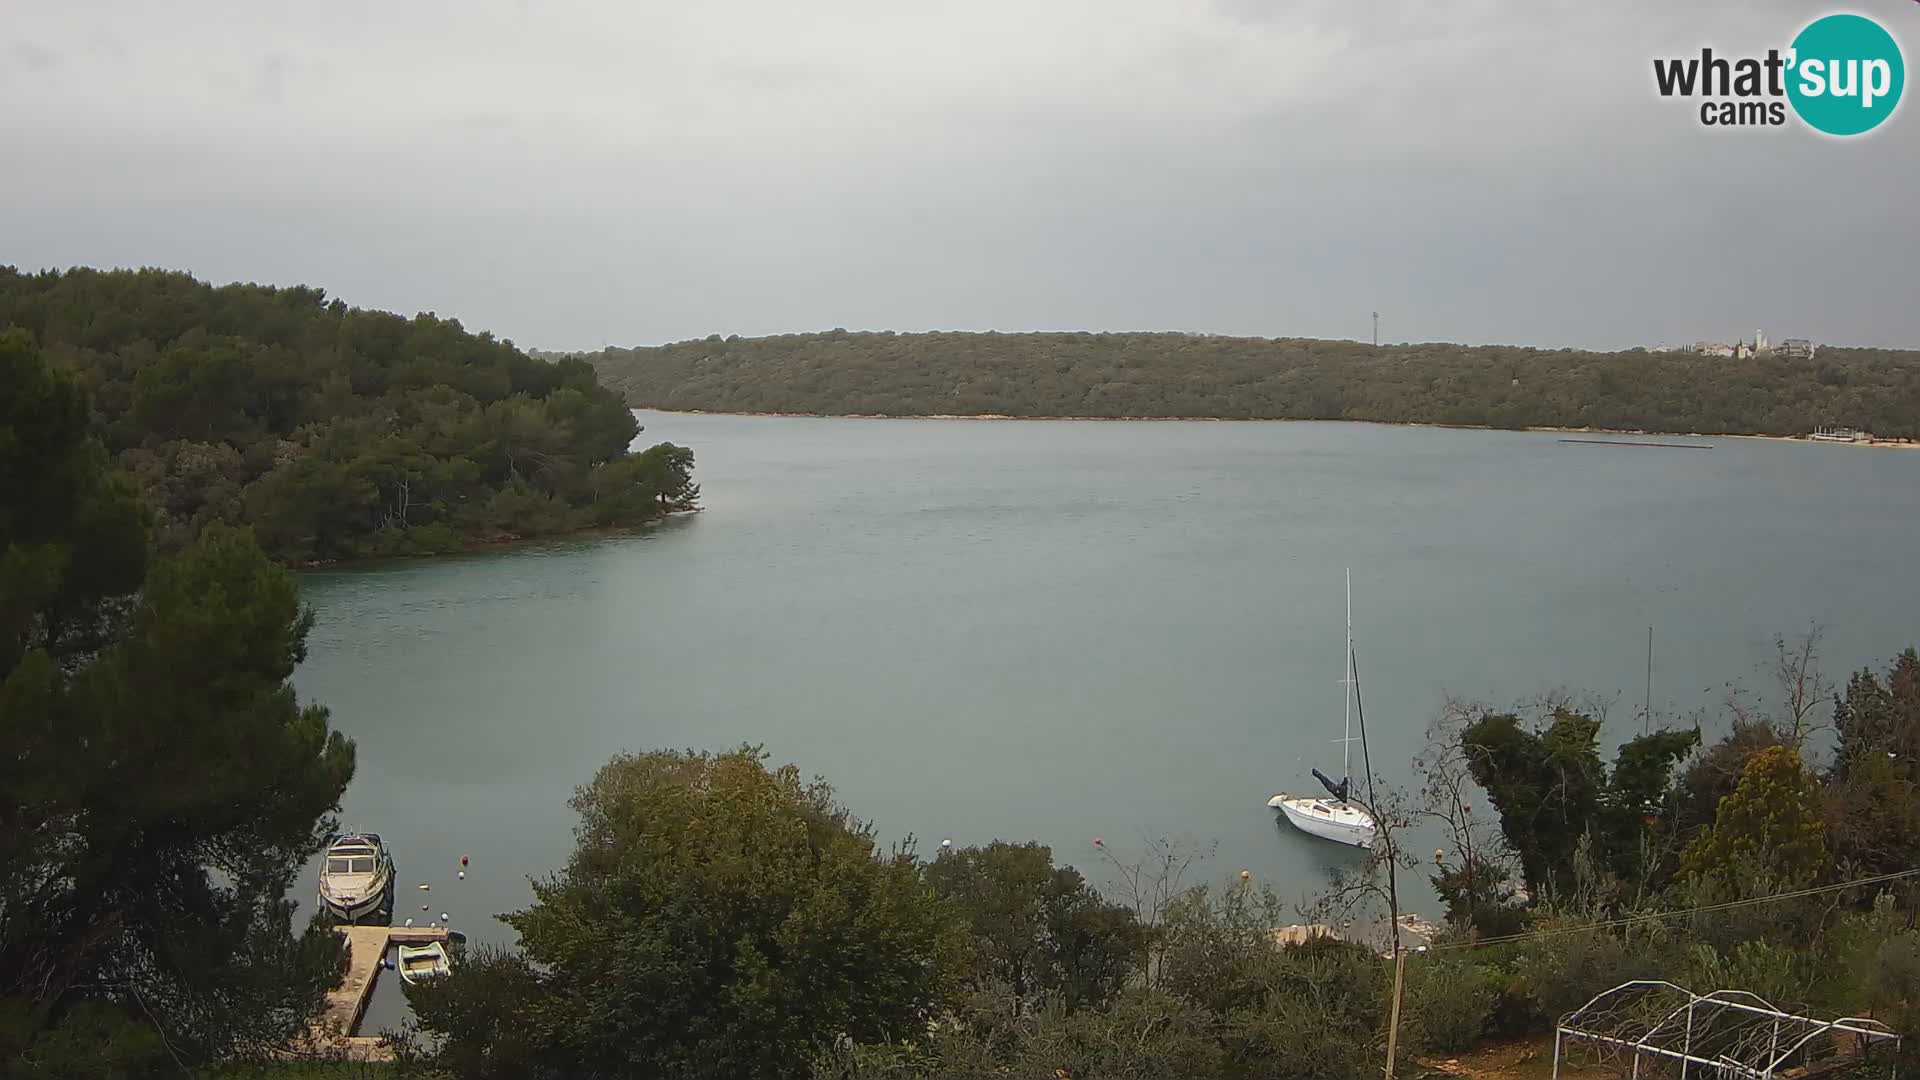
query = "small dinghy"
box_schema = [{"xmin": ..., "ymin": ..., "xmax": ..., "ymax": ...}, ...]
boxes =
[{"xmin": 396, "ymin": 941, "xmax": 451, "ymax": 985}]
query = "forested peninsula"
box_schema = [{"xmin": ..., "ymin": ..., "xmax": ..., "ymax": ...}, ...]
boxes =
[
  {"xmin": 583, "ymin": 331, "xmax": 1920, "ymax": 439},
  {"xmin": 0, "ymin": 267, "xmax": 697, "ymax": 565}
]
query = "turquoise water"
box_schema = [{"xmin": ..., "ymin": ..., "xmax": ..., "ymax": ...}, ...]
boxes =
[{"xmin": 293, "ymin": 413, "xmax": 1920, "ymax": 1032}]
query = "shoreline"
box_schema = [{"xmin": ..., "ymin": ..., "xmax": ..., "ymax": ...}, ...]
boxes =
[
  {"xmin": 290, "ymin": 508, "xmax": 700, "ymax": 571},
  {"xmin": 635, "ymin": 410, "xmax": 1919, "ymax": 449}
]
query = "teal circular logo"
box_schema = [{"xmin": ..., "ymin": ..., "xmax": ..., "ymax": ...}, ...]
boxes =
[{"xmin": 1787, "ymin": 14, "xmax": 1904, "ymax": 136}]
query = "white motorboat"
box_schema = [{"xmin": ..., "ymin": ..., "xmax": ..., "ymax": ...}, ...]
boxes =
[
  {"xmin": 396, "ymin": 941, "xmax": 451, "ymax": 985},
  {"xmin": 1268, "ymin": 570, "xmax": 1379, "ymax": 849},
  {"xmin": 318, "ymin": 832, "xmax": 395, "ymax": 924}
]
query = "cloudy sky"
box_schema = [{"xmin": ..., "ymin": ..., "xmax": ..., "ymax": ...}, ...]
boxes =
[{"xmin": 4, "ymin": 0, "xmax": 1915, "ymax": 351}]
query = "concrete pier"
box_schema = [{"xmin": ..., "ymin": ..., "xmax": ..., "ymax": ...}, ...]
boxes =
[{"xmin": 311, "ymin": 924, "xmax": 451, "ymax": 1059}]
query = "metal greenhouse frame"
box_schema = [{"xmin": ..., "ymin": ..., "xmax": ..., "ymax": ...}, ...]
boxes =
[{"xmin": 1554, "ymin": 980, "xmax": 1902, "ymax": 1080}]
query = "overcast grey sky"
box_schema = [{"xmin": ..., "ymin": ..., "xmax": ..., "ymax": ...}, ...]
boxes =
[{"xmin": 3, "ymin": 0, "xmax": 1915, "ymax": 351}]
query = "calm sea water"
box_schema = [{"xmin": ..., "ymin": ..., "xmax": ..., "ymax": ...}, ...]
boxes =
[{"xmin": 295, "ymin": 413, "xmax": 1919, "ymax": 1032}]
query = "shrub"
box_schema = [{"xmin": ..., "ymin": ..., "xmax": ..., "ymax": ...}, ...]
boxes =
[{"xmin": 1404, "ymin": 955, "xmax": 1496, "ymax": 1053}]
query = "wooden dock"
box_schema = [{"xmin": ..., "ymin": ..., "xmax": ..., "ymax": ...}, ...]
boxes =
[{"xmin": 309, "ymin": 924, "xmax": 450, "ymax": 1059}]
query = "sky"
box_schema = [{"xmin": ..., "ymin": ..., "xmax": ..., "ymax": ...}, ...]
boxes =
[{"xmin": 3, "ymin": 0, "xmax": 1917, "ymax": 352}]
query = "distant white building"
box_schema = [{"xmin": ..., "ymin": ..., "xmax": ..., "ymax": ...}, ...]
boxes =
[{"xmin": 1657, "ymin": 332, "xmax": 1808, "ymax": 359}]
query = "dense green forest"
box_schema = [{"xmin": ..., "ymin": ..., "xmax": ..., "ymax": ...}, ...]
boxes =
[
  {"xmin": 0, "ymin": 267, "xmax": 697, "ymax": 565},
  {"xmin": 585, "ymin": 330, "xmax": 1920, "ymax": 438}
]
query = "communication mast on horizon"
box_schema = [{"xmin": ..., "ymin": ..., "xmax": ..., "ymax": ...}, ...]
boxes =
[{"xmin": 1372, "ymin": 311, "xmax": 1379, "ymax": 348}]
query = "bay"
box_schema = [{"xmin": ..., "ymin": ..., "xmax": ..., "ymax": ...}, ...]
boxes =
[{"xmin": 294, "ymin": 413, "xmax": 1919, "ymax": 1032}]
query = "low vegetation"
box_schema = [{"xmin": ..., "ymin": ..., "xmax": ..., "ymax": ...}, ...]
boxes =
[
  {"xmin": 0, "ymin": 267, "xmax": 697, "ymax": 565},
  {"xmin": 584, "ymin": 330, "xmax": 1920, "ymax": 438}
]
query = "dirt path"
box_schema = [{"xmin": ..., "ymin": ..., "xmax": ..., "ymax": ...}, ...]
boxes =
[{"xmin": 1418, "ymin": 1037, "xmax": 1618, "ymax": 1080}]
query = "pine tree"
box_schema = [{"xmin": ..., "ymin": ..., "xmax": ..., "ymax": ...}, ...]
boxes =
[{"xmin": 1, "ymin": 329, "xmax": 356, "ymax": 1073}]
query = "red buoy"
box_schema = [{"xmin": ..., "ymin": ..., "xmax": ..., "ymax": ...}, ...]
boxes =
[{"xmin": 460, "ymin": 854, "xmax": 469, "ymax": 866}]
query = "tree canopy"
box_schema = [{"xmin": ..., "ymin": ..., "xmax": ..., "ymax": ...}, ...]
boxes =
[
  {"xmin": 1682, "ymin": 746, "xmax": 1828, "ymax": 888},
  {"xmin": 925, "ymin": 840, "xmax": 1147, "ymax": 1015},
  {"xmin": 0, "ymin": 266, "xmax": 698, "ymax": 565},
  {"xmin": 583, "ymin": 330, "xmax": 1920, "ymax": 438},
  {"xmin": 410, "ymin": 747, "xmax": 952, "ymax": 1080},
  {"xmin": 1460, "ymin": 708, "xmax": 1699, "ymax": 900},
  {"xmin": 1825, "ymin": 649, "xmax": 1920, "ymax": 877},
  {"xmin": 1, "ymin": 331, "xmax": 355, "ymax": 1075}
]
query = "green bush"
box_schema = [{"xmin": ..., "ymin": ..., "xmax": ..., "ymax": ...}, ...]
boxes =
[
  {"xmin": 1215, "ymin": 936, "xmax": 1390, "ymax": 1080},
  {"xmin": 0, "ymin": 999, "xmax": 169, "ymax": 1080},
  {"xmin": 1684, "ymin": 940, "xmax": 1816, "ymax": 1009},
  {"xmin": 1513, "ymin": 919, "xmax": 1677, "ymax": 1024},
  {"xmin": 1404, "ymin": 955, "xmax": 1496, "ymax": 1053},
  {"xmin": 1013, "ymin": 990, "xmax": 1224, "ymax": 1080}
]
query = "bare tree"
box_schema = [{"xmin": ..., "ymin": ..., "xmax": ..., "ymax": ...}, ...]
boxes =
[
  {"xmin": 1720, "ymin": 623, "xmax": 1830, "ymax": 750},
  {"xmin": 1516, "ymin": 685, "xmax": 1620, "ymax": 729},
  {"xmin": 1773, "ymin": 623, "xmax": 1832, "ymax": 748},
  {"xmin": 1087, "ymin": 833, "xmax": 1215, "ymax": 988},
  {"xmin": 1302, "ymin": 783, "xmax": 1418, "ymax": 951},
  {"xmin": 1413, "ymin": 700, "xmax": 1525, "ymax": 940}
]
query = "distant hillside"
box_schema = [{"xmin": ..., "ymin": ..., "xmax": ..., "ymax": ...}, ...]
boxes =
[
  {"xmin": 0, "ymin": 268, "xmax": 698, "ymax": 564},
  {"xmin": 584, "ymin": 331, "xmax": 1920, "ymax": 439}
]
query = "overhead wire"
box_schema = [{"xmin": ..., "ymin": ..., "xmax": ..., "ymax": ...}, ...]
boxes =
[{"xmin": 1423, "ymin": 866, "xmax": 1920, "ymax": 952}]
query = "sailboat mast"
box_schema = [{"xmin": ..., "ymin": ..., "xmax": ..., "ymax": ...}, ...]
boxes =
[{"xmin": 1342, "ymin": 568, "xmax": 1353, "ymax": 782}]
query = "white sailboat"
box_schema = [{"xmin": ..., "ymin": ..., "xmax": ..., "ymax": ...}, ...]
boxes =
[{"xmin": 1267, "ymin": 570, "xmax": 1379, "ymax": 848}]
